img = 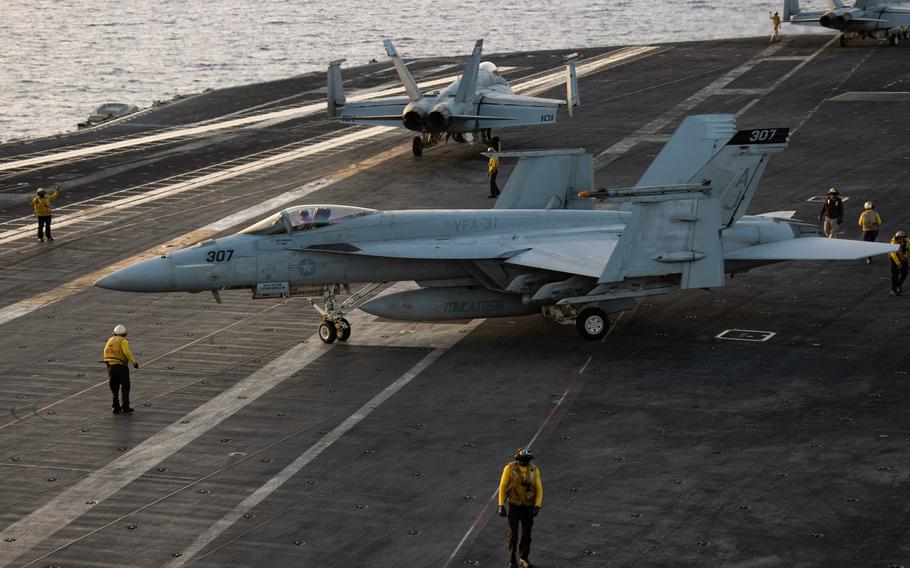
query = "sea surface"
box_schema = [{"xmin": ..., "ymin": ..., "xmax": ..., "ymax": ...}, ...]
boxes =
[{"xmin": 1, "ymin": 0, "xmax": 830, "ymax": 142}]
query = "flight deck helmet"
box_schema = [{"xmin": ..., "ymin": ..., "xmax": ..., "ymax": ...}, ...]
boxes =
[
  {"xmin": 113, "ymin": 324, "xmax": 127, "ymax": 336},
  {"xmin": 36, "ymin": 187, "xmax": 46, "ymax": 196},
  {"xmin": 514, "ymin": 447, "xmax": 534, "ymax": 463},
  {"xmin": 895, "ymin": 231, "xmax": 907, "ymax": 240},
  {"xmin": 827, "ymin": 187, "xmax": 838, "ymax": 194},
  {"xmin": 865, "ymin": 201, "xmax": 874, "ymax": 210}
]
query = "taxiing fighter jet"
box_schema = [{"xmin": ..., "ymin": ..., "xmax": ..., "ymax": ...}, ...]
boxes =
[
  {"xmin": 327, "ymin": 39, "xmax": 580, "ymax": 156},
  {"xmin": 785, "ymin": 0, "xmax": 910, "ymax": 45},
  {"xmin": 95, "ymin": 115, "xmax": 896, "ymax": 341}
]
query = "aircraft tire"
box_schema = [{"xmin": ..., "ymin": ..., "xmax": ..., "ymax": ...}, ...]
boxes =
[
  {"xmin": 318, "ymin": 320, "xmax": 337, "ymax": 344},
  {"xmin": 576, "ymin": 308, "xmax": 609, "ymax": 340},
  {"xmin": 490, "ymin": 136, "xmax": 501, "ymax": 151},
  {"xmin": 412, "ymin": 136, "xmax": 423, "ymax": 157},
  {"xmin": 337, "ymin": 318, "xmax": 352, "ymax": 342},
  {"xmin": 889, "ymin": 34, "xmax": 900, "ymax": 46},
  {"xmin": 840, "ymin": 34, "xmax": 848, "ymax": 47}
]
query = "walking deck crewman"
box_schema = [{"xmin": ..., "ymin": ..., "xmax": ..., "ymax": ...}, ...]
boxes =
[
  {"xmin": 103, "ymin": 324, "xmax": 139, "ymax": 414},
  {"xmin": 858, "ymin": 201, "xmax": 882, "ymax": 264},
  {"xmin": 498, "ymin": 448, "xmax": 543, "ymax": 568}
]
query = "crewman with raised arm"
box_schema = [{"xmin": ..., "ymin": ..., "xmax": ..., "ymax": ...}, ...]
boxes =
[
  {"xmin": 103, "ymin": 324, "xmax": 139, "ymax": 414},
  {"xmin": 498, "ymin": 448, "xmax": 543, "ymax": 568},
  {"xmin": 29, "ymin": 184, "xmax": 60, "ymax": 242}
]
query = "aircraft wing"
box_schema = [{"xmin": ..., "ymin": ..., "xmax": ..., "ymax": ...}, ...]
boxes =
[
  {"xmin": 306, "ymin": 231, "xmax": 617, "ymax": 277},
  {"xmin": 336, "ymin": 97, "xmax": 408, "ymax": 127},
  {"xmin": 451, "ymin": 93, "xmax": 564, "ymax": 130},
  {"xmin": 503, "ymin": 240, "xmax": 616, "ymax": 277},
  {"xmin": 724, "ymin": 237, "xmax": 897, "ymax": 261},
  {"xmin": 481, "ymin": 93, "xmax": 564, "ymax": 107}
]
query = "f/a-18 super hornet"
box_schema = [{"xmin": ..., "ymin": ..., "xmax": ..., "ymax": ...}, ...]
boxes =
[
  {"xmin": 95, "ymin": 115, "xmax": 896, "ymax": 341},
  {"xmin": 326, "ymin": 39, "xmax": 580, "ymax": 156},
  {"xmin": 784, "ymin": 0, "xmax": 910, "ymax": 45}
]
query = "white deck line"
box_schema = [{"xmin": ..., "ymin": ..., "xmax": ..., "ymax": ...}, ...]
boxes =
[
  {"xmin": 593, "ymin": 37, "xmax": 836, "ymax": 166},
  {"xmin": 0, "ymin": 45, "xmax": 650, "ymax": 173},
  {"xmin": 0, "ymin": 178, "xmax": 334, "ymax": 328},
  {"xmin": 164, "ymin": 320, "xmax": 479, "ymax": 567},
  {"xmin": 0, "ymin": 46, "xmax": 660, "ymax": 247},
  {"xmin": 0, "ymin": 340, "xmax": 332, "ymax": 567}
]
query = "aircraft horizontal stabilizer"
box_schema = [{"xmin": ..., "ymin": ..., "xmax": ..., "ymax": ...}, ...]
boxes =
[
  {"xmin": 450, "ymin": 115, "xmax": 516, "ymax": 121},
  {"xmin": 724, "ymin": 237, "xmax": 897, "ymax": 261}
]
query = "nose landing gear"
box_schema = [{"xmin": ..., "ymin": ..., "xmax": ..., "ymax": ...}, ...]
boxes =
[{"xmin": 310, "ymin": 283, "xmax": 386, "ymax": 344}]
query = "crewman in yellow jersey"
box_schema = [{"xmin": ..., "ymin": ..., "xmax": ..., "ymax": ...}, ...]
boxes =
[
  {"xmin": 102, "ymin": 324, "xmax": 139, "ymax": 414},
  {"xmin": 498, "ymin": 448, "xmax": 543, "ymax": 568},
  {"xmin": 488, "ymin": 147, "xmax": 501, "ymax": 198},
  {"xmin": 770, "ymin": 10, "xmax": 781, "ymax": 42},
  {"xmin": 28, "ymin": 184, "xmax": 60, "ymax": 242},
  {"xmin": 858, "ymin": 201, "xmax": 883, "ymax": 264},
  {"xmin": 890, "ymin": 231, "xmax": 909, "ymax": 296}
]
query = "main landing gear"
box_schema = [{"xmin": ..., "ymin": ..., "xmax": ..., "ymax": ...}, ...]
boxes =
[
  {"xmin": 310, "ymin": 283, "xmax": 386, "ymax": 344},
  {"xmin": 411, "ymin": 133, "xmax": 443, "ymax": 157},
  {"xmin": 575, "ymin": 307, "xmax": 610, "ymax": 341}
]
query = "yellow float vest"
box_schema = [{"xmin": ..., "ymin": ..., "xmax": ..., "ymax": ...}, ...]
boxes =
[{"xmin": 505, "ymin": 461, "xmax": 538, "ymax": 506}]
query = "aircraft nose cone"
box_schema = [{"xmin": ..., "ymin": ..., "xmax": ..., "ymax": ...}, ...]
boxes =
[{"xmin": 95, "ymin": 257, "xmax": 175, "ymax": 292}]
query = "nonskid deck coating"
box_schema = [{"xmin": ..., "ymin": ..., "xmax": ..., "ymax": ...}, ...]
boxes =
[{"xmin": 1, "ymin": 35, "xmax": 909, "ymax": 567}]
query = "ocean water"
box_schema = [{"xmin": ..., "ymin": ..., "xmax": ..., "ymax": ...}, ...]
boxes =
[{"xmin": 0, "ymin": 0, "xmax": 829, "ymax": 142}]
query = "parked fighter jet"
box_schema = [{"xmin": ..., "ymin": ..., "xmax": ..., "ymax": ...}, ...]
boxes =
[
  {"xmin": 327, "ymin": 39, "xmax": 580, "ymax": 156},
  {"xmin": 784, "ymin": 0, "xmax": 910, "ymax": 45},
  {"xmin": 95, "ymin": 115, "xmax": 895, "ymax": 341}
]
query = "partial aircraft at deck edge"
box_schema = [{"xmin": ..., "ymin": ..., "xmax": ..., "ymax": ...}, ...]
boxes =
[
  {"xmin": 326, "ymin": 39, "xmax": 580, "ymax": 156},
  {"xmin": 95, "ymin": 115, "xmax": 896, "ymax": 341},
  {"xmin": 785, "ymin": 0, "xmax": 910, "ymax": 45}
]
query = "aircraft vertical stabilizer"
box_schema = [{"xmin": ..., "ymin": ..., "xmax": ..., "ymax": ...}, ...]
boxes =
[
  {"xmin": 784, "ymin": 0, "xmax": 801, "ymax": 20},
  {"xmin": 635, "ymin": 115, "xmax": 737, "ymax": 187},
  {"xmin": 689, "ymin": 127, "xmax": 789, "ymax": 226},
  {"xmin": 490, "ymin": 149, "xmax": 594, "ymax": 210},
  {"xmin": 383, "ymin": 39, "xmax": 422, "ymax": 102},
  {"xmin": 327, "ymin": 59, "xmax": 347, "ymax": 117},
  {"xmin": 599, "ymin": 120, "xmax": 789, "ymax": 289},
  {"xmin": 454, "ymin": 39, "xmax": 484, "ymax": 104}
]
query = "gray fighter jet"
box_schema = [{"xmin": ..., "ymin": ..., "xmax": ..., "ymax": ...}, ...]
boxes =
[
  {"xmin": 785, "ymin": 0, "xmax": 910, "ymax": 45},
  {"xmin": 95, "ymin": 115, "xmax": 896, "ymax": 341},
  {"xmin": 327, "ymin": 39, "xmax": 579, "ymax": 156}
]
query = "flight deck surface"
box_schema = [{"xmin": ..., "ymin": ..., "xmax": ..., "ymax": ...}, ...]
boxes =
[{"xmin": 0, "ymin": 35, "xmax": 908, "ymax": 567}]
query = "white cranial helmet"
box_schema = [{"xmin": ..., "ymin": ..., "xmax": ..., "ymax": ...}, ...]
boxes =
[
  {"xmin": 864, "ymin": 201, "xmax": 873, "ymax": 210},
  {"xmin": 113, "ymin": 324, "xmax": 127, "ymax": 335}
]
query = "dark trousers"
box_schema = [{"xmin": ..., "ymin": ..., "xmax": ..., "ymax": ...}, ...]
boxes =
[
  {"xmin": 108, "ymin": 364, "xmax": 131, "ymax": 410},
  {"xmin": 507, "ymin": 504, "xmax": 534, "ymax": 564},
  {"xmin": 37, "ymin": 215, "xmax": 52, "ymax": 240},
  {"xmin": 891, "ymin": 260, "xmax": 908, "ymax": 292},
  {"xmin": 863, "ymin": 230, "xmax": 878, "ymax": 242},
  {"xmin": 489, "ymin": 171, "xmax": 500, "ymax": 197}
]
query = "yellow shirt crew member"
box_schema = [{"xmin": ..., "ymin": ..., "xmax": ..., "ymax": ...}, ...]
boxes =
[
  {"xmin": 29, "ymin": 186, "xmax": 59, "ymax": 216},
  {"xmin": 103, "ymin": 324, "xmax": 138, "ymax": 414},
  {"xmin": 497, "ymin": 448, "xmax": 542, "ymax": 568},
  {"xmin": 889, "ymin": 231, "xmax": 909, "ymax": 296},
  {"xmin": 104, "ymin": 334, "xmax": 137, "ymax": 367},
  {"xmin": 858, "ymin": 209, "xmax": 882, "ymax": 232},
  {"xmin": 498, "ymin": 460, "xmax": 543, "ymax": 508}
]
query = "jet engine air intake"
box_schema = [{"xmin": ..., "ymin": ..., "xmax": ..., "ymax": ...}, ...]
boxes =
[{"xmin": 427, "ymin": 106, "xmax": 452, "ymax": 134}]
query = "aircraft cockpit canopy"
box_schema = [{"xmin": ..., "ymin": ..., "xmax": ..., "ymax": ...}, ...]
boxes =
[{"xmin": 240, "ymin": 205, "xmax": 378, "ymax": 236}]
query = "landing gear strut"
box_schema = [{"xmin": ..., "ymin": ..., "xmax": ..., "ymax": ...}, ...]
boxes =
[{"xmin": 310, "ymin": 283, "xmax": 386, "ymax": 344}]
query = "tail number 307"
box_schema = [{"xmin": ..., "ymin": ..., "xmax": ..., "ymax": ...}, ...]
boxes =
[
  {"xmin": 205, "ymin": 249, "xmax": 234, "ymax": 262},
  {"xmin": 749, "ymin": 129, "xmax": 777, "ymax": 142}
]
